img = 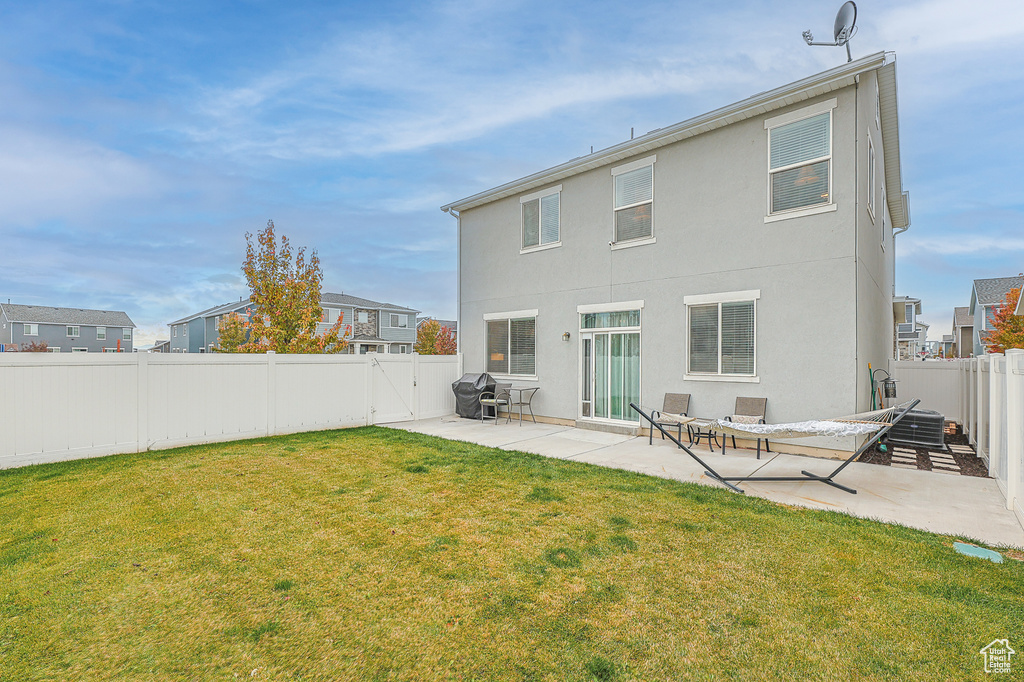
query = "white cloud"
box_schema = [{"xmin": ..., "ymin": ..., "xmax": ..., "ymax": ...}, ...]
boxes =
[
  {"xmin": 899, "ymin": 234, "xmax": 1024, "ymax": 256},
  {"xmin": 0, "ymin": 126, "xmax": 162, "ymax": 225}
]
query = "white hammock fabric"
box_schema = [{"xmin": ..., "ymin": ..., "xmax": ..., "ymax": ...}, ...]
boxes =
[{"xmin": 709, "ymin": 403, "xmax": 907, "ymax": 440}]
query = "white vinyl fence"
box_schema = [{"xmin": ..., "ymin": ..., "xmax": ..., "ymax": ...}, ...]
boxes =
[
  {"xmin": 958, "ymin": 351, "xmax": 1024, "ymax": 527},
  {"xmin": 0, "ymin": 352, "xmax": 462, "ymax": 468},
  {"xmin": 888, "ymin": 360, "xmax": 962, "ymax": 419}
]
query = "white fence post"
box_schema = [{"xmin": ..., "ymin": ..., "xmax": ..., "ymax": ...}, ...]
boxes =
[
  {"xmin": 137, "ymin": 352, "xmax": 149, "ymax": 452},
  {"xmin": 1005, "ymin": 349, "xmax": 1023, "ymax": 514},
  {"xmin": 412, "ymin": 354, "xmax": 420, "ymax": 421},
  {"xmin": 365, "ymin": 356, "xmax": 374, "ymax": 426},
  {"xmin": 266, "ymin": 351, "xmax": 276, "ymax": 436},
  {"xmin": 989, "ymin": 354, "xmax": 1005, "ymax": 495}
]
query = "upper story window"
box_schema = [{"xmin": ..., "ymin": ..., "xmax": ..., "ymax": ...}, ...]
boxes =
[
  {"xmin": 386, "ymin": 313, "xmax": 408, "ymax": 328},
  {"xmin": 322, "ymin": 307, "xmax": 342, "ymax": 324},
  {"xmin": 484, "ymin": 310, "xmax": 537, "ymax": 377},
  {"xmin": 67, "ymin": 326, "xmax": 80, "ymax": 337},
  {"xmin": 611, "ymin": 156, "xmax": 655, "ymax": 244},
  {"xmin": 521, "ymin": 185, "xmax": 560, "ymax": 251},
  {"xmin": 24, "ymin": 323, "xmax": 38, "ymax": 336},
  {"xmin": 123, "ymin": 328, "xmax": 132, "ymax": 341},
  {"xmin": 173, "ymin": 325, "xmax": 177, "ymax": 337},
  {"xmin": 357, "ymin": 311, "xmax": 369, "ymax": 324},
  {"xmin": 766, "ymin": 101, "xmax": 834, "ymax": 216},
  {"xmin": 905, "ymin": 303, "xmax": 914, "ymax": 324},
  {"xmin": 684, "ymin": 291, "xmax": 759, "ymax": 379},
  {"xmin": 184, "ymin": 324, "xmax": 188, "ymax": 336},
  {"xmin": 96, "ymin": 327, "xmax": 106, "ymax": 340}
]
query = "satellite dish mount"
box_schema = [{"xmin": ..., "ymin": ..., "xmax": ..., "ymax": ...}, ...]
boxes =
[{"xmin": 802, "ymin": 1, "xmax": 858, "ymax": 62}]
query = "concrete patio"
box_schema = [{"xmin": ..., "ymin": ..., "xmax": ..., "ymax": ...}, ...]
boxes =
[{"xmin": 387, "ymin": 415, "xmax": 1024, "ymax": 549}]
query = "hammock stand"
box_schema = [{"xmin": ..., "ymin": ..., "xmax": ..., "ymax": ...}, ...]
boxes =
[{"xmin": 629, "ymin": 399, "xmax": 921, "ymax": 495}]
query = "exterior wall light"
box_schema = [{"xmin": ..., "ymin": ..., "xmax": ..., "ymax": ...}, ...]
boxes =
[{"xmin": 562, "ymin": 332, "xmax": 571, "ymax": 341}]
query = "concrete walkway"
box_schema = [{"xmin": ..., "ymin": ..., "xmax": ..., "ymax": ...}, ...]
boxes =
[{"xmin": 387, "ymin": 415, "xmax": 1024, "ymax": 549}]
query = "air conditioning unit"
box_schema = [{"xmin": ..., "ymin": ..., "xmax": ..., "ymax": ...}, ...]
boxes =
[{"xmin": 887, "ymin": 408, "xmax": 946, "ymax": 450}]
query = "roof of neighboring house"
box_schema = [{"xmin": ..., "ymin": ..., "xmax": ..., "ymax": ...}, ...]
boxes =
[
  {"xmin": 170, "ymin": 293, "xmax": 419, "ymax": 326},
  {"xmin": 321, "ymin": 292, "xmax": 418, "ymax": 314},
  {"xmin": 973, "ymin": 275, "xmax": 1024, "ymax": 306},
  {"xmin": 0, "ymin": 303, "xmax": 135, "ymax": 327},
  {"xmin": 953, "ymin": 306, "xmax": 973, "ymax": 328},
  {"xmin": 350, "ymin": 334, "xmax": 388, "ymax": 344},
  {"xmin": 442, "ymin": 51, "xmax": 909, "ymax": 230},
  {"xmin": 417, "ymin": 317, "xmax": 458, "ymax": 331}
]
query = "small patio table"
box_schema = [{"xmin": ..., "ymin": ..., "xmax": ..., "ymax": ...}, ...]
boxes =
[
  {"xmin": 686, "ymin": 418, "xmax": 722, "ymax": 452},
  {"xmin": 508, "ymin": 386, "xmax": 539, "ymax": 425}
]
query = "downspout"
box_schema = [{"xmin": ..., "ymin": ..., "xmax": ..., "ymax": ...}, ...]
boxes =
[
  {"xmin": 854, "ymin": 74, "xmax": 861, "ymax": 409},
  {"xmin": 442, "ymin": 206, "xmax": 461, "ymax": 357}
]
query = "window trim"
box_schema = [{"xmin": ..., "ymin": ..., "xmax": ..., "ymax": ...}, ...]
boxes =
[
  {"xmin": 66, "ymin": 326, "xmax": 80, "ymax": 338},
  {"xmin": 683, "ymin": 289, "xmax": 759, "ymax": 381},
  {"xmin": 123, "ymin": 328, "xmax": 132, "ymax": 341},
  {"xmin": 611, "ymin": 155, "xmax": 656, "ymax": 246},
  {"xmin": 520, "ymin": 184, "xmax": 562, "ymax": 253},
  {"xmin": 484, "ymin": 309, "xmax": 538, "ymax": 379},
  {"xmin": 23, "ymin": 323, "xmax": 38, "ymax": 336},
  {"xmin": 765, "ymin": 99, "xmax": 836, "ymax": 219},
  {"xmin": 867, "ymin": 133, "xmax": 876, "ymax": 223},
  {"xmin": 96, "ymin": 327, "xmax": 106, "ymax": 340}
]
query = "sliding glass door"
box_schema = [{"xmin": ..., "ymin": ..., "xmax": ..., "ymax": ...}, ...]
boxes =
[{"xmin": 580, "ymin": 309, "xmax": 641, "ymax": 422}]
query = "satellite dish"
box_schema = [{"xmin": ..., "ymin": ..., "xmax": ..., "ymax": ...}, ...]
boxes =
[{"xmin": 802, "ymin": 1, "xmax": 858, "ymax": 62}]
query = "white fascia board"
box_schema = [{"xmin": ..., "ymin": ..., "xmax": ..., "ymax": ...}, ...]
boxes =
[
  {"xmin": 576, "ymin": 300, "xmax": 645, "ymax": 314},
  {"xmin": 877, "ymin": 59, "xmax": 909, "ymax": 230},
  {"xmin": 441, "ymin": 52, "xmax": 888, "ymax": 213}
]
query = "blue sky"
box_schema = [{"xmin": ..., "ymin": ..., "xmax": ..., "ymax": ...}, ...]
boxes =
[{"xmin": 1, "ymin": 0, "xmax": 1022, "ymax": 346}]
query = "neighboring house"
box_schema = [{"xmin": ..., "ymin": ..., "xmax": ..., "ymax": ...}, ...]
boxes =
[
  {"xmin": 893, "ymin": 296, "xmax": 923, "ymax": 360},
  {"xmin": 441, "ymin": 52, "xmax": 911, "ymax": 449},
  {"xmin": 968, "ymin": 275, "xmax": 1024, "ymax": 356},
  {"xmin": 952, "ymin": 306, "xmax": 973, "ymax": 358},
  {"xmin": 168, "ymin": 293, "xmax": 419, "ymax": 354},
  {"xmin": 0, "ymin": 303, "xmax": 135, "ymax": 353},
  {"xmin": 939, "ymin": 334, "xmax": 954, "ymax": 358},
  {"xmin": 416, "ymin": 317, "xmax": 458, "ymax": 341},
  {"xmin": 149, "ymin": 340, "xmax": 171, "ymax": 353}
]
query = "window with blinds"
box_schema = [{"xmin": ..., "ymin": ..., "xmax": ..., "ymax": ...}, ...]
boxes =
[
  {"xmin": 522, "ymin": 191, "xmax": 560, "ymax": 249},
  {"xmin": 487, "ymin": 317, "xmax": 536, "ymax": 376},
  {"xmin": 687, "ymin": 300, "xmax": 755, "ymax": 376},
  {"xmin": 768, "ymin": 112, "xmax": 831, "ymax": 214},
  {"xmin": 613, "ymin": 164, "xmax": 653, "ymax": 242}
]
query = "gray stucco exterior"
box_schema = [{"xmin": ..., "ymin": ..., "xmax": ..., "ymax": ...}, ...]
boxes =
[
  {"xmin": 445, "ymin": 54, "xmax": 909, "ymax": 453},
  {"xmin": 0, "ymin": 304, "xmax": 135, "ymax": 353}
]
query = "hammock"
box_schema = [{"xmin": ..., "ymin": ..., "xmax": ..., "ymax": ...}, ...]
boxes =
[
  {"xmin": 710, "ymin": 404, "xmax": 904, "ymax": 440},
  {"xmin": 630, "ymin": 400, "xmax": 921, "ymax": 495}
]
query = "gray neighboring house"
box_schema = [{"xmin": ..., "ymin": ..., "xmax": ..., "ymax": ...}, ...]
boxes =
[
  {"xmin": 893, "ymin": 295, "xmax": 923, "ymax": 360},
  {"xmin": 0, "ymin": 303, "xmax": 135, "ymax": 353},
  {"xmin": 416, "ymin": 316, "xmax": 458, "ymax": 340},
  {"xmin": 169, "ymin": 293, "xmax": 418, "ymax": 354},
  {"xmin": 969, "ymin": 275, "xmax": 1024, "ymax": 356},
  {"xmin": 441, "ymin": 52, "xmax": 911, "ymax": 454},
  {"xmin": 952, "ymin": 306, "xmax": 973, "ymax": 358}
]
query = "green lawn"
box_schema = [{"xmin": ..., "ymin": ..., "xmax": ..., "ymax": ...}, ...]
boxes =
[{"xmin": 1, "ymin": 427, "xmax": 1021, "ymax": 680}]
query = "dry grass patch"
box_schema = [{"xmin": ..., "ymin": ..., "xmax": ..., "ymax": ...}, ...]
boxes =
[{"xmin": 1, "ymin": 426, "xmax": 1021, "ymax": 680}]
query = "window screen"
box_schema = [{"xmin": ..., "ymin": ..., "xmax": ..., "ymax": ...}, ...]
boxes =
[
  {"xmin": 688, "ymin": 300, "xmax": 755, "ymax": 375},
  {"xmin": 769, "ymin": 112, "xmax": 831, "ymax": 213},
  {"xmin": 614, "ymin": 165, "xmax": 653, "ymax": 242},
  {"xmin": 487, "ymin": 317, "xmax": 536, "ymax": 375},
  {"xmin": 522, "ymin": 192, "xmax": 560, "ymax": 248}
]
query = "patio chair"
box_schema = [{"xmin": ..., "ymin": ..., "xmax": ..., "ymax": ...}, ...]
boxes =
[
  {"xmin": 509, "ymin": 387, "xmax": 539, "ymax": 426},
  {"xmin": 649, "ymin": 393, "xmax": 691, "ymax": 445},
  {"xmin": 722, "ymin": 397, "xmax": 770, "ymax": 458},
  {"xmin": 479, "ymin": 383, "xmax": 513, "ymax": 425}
]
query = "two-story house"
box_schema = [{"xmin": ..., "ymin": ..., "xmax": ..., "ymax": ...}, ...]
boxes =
[
  {"xmin": 441, "ymin": 52, "xmax": 911, "ymax": 456},
  {"xmin": 0, "ymin": 303, "xmax": 135, "ymax": 353},
  {"xmin": 169, "ymin": 293, "xmax": 419, "ymax": 354},
  {"xmin": 969, "ymin": 275, "xmax": 1024, "ymax": 356},
  {"xmin": 893, "ymin": 295, "xmax": 923, "ymax": 360}
]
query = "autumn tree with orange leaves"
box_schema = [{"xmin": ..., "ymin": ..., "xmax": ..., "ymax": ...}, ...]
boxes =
[
  {"xmin": 983, "ymin": 286, "xmax": 1024, "ymax": 353},
  {"xmin": 415, "ymin": 319, "xmax": 456, "ymax": 355},
  {"xmin": 235, "ymin": 220, "xmax": 347, "ymax": 354}
]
